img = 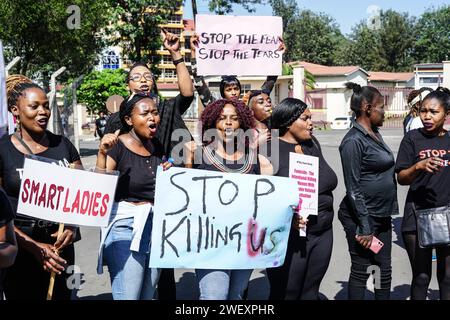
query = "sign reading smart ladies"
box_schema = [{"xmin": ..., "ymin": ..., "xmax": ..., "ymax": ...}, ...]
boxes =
[
  {"xmin": 150, "ymin": 167, "xmax": 298, "ymax": 269},
  {"xmin": 196, "ymin": 14, "xmax": 283, "ymax": 76},
  {"xmin": 17, "ymin": 157, "xmax": 118, "ymax": 227}
]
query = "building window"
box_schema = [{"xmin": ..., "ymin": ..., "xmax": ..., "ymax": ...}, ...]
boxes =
[
  {"xmin": 311, "ymin": 98, "xmax": 323, "ymax": 109},
  {"xmin": 163, "ymin": 27, "xmax": 181, "ymax": 36},
  {"xmin": 241, "ymin": 84, "xmax": 251, "ymax": 94},
  {"xmin": 167, "ymin": 15, "xmax": 181, "ymax": 24},
  {"xmin": 161, "ymin": 55, "xmax": 172, "ymax": 64},
  {"xmin": 419, "ymin": 77, "xmax": 441, "ymax": 85},
  {"xmin": 163, "ymin": 70, "xmax": 176, "ymax": 79},
  {"xmin": 102, "ymin": 51, "xmax": 120, "ymax": 70}
]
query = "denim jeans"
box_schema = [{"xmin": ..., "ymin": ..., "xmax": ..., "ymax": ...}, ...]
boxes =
[
  {"xmin": 103, "ymin": 215, "xmax": 161, "ymax": 300},
  {"xmin": 195, "ymin": 269, "xmax": 253, "ymax": 300}
]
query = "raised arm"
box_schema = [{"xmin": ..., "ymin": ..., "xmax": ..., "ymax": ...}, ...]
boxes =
[
  {"xmin": 190, "ymin": 33, "xmax": 215, "ymax": 107},
  {"xmin": 161, "ymin": 28, "xmax": 193, "ymax": 98}
]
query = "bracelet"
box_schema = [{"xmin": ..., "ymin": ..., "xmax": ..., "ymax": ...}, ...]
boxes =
[{"xmin": 172, "ymin": 58, "xmax": 184, "ymax": 66}]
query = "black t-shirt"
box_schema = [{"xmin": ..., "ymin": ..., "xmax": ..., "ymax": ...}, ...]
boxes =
[
  {"xmin": 107, "ymin": 139, "xmax": 163, "ymax": 202},
  {"xmin": 0, "ymin": 132, "xmax": 81, "ymax": 217},
  {"xmin": 0, "ymin": 188, "xmax": 14, "ymax": 228},
  {"xmin": 395, "ymin": 129, "xmax": 450, "ymax": 209},
  {"xmin": 95, "ymin": 116, "xmax": 107, "ymax": 136},
  {"xmin": 272, "ymin": 138, "xmax": 338, "ymax": 234}
]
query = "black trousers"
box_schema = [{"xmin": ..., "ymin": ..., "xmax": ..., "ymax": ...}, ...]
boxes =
[
  {"xmin": 267, "ymin": 227, "xmax": 333, "ymax": 300},
  {"xmin": 4, "ymin": 225, "xmax": 75, "ymax": 300},
  {"xmin": 338, "ymin": 209, "xmax": 392, "ymax": 300}
]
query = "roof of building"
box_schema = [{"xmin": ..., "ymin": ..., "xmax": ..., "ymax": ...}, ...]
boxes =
[
  {"xmin": 369, "ymin": 71, "xmax": 414, "ymax": 82},
  {"xmin": 414, "ymin": 63, "xmax": 443, "ymax": 70},
  {"xmin": 183, "ymin": 19, "xmax": 195, "ymax": 31},
  {"xmin": 289, "ymin": 61, "xmax": 369, "ymax": 77}
]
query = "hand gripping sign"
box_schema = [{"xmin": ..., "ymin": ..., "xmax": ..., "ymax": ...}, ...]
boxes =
[
  {"xmin": 196, "ymin": 14, "xmax": 283, "ymax": 76},
  {"xmin": 150, "ymin": 167, "xmax": 298, "ymax": 269}
]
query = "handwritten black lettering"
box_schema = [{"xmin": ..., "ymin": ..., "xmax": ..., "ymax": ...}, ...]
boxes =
[
  {"xmin": 165, "ymin": 171, "xmax": 189, "ymax": 216},
  {"xmin": 253, "ymin": 179, "xmax": 275, "ymax": 219},
  {"xmin": 192, "ymin": 175, "xmax": 223, "ymax": 214},
  {"xmin": 218, "ymin": 180, "xmax": 239, "ymax": 205}
]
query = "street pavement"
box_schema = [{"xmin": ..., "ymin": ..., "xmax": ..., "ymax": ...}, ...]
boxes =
[{"xmin": 72, "ymin": 128, "xmax": 440, "ymax": 300}]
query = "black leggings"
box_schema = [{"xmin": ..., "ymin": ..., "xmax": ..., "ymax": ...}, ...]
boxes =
[
  {"xmin": 339, "ymin": 209, "xmax": 392, "ymax": 300},
  {"xmin": 157, "ymin": 268, "xmax": 176, "ymax": 300},
  {"xmin": 267, "ymin": 227, "xmax": 333, "ymax": 300},
  {"xmin": 402, "ymin": 232, "xmax": 450, "ymax": 300}
]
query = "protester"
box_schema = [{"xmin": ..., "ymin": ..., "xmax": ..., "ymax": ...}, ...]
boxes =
[
  {"xmin": 267, "ymin": 98, "xmax": 337, "ymax": 299},
  {"xmin": 184, "ymin": 98, "xmax": 272, "ymax": 300},
  {"xmin": 403, "ymin": 87, "xmax": 433, "ymax": 134},
  {"xmin": 0, "ymin": 188, "xmax": 17, "ymax": 299},
  {"xmin": 104, "ymin": 28, "xmax": 194, "ymax": 158},
  {"xmin": 396, "ymin": 87, "xmax": 450, "ymax": 300},
  {"xmin": 99, "ymin": 29, "xmax": 193, "ymax": 300},
  {"xmin": 338, "ymin": 82, "xmax": 398, "ymax": 300},
  {"xmin": 0, "ymin": 75, "xmax": 81, "ymax": 300},
  {"xmin": 95, "ymin": 111, "xmax": 108, "ymax": 139},
  {"xmin": 189, "ymin": 34, "xmax": 283, "ymax": 107}
]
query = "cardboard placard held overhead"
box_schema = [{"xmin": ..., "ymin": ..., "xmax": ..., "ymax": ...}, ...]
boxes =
[{"xmin": 196, "ymin": 15, "xmax": 283, "ymax": 76}]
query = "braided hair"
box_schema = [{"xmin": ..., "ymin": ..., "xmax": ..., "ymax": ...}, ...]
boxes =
[
  {"xmin": 6, "ymin": 75, "xmax": 44, "ymax": 111},
  {"xmin": 271, "ymin": 98, "xmax": 308, "ymax": 136}
]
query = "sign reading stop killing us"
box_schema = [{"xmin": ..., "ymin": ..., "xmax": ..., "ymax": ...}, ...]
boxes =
[
  {"xmin": 17, "ymin": 157, "xmax": 118, "ymax": 227},
  {"xmin": 150, "ymin": 167, "xmax": 298, "ymax": 269},
  {"xmin": 196, "ymin": 14, "xmax": 283, "ymax": 76}
]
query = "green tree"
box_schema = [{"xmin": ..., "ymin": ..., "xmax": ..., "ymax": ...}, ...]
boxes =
[
  {"xmin": 341, "ymin": 10, "xmax": 416, "ymax": 71},
  {"xmin": 107, "ymin": 0, "xmax": 182, "ymax": 76},
  {"xmin": 76, "ymin": 69, "xmax": 128, "ymax": 114},
  {"xmin": 207, "ymin": 0, "xmax": 263, "ymax": 14},
  {"xmin": 414, "ymin": 6, "xmax": 450, "ymax": 63},
  {"xmin": 270, "ymin": 2, "xmax": 347, "ymax": 66},
  {"xmin": 0, "ymin": 0, "xmax": 111, "ymax": 83}
]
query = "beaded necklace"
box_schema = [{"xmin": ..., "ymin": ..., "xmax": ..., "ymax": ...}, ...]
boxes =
[{"xmin": 203, "ymin": 145, "xmax": 256, "ymax": 174}]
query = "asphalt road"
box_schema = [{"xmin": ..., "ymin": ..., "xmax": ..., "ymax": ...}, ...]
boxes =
[{"xmin": 72, "ymin": 128, "xmax": 440, "ymax": 300}]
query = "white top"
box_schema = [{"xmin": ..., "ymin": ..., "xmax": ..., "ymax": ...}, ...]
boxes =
[{"xmin": 406, "ymin": 116, "xmax": 423, "ymax": 133}]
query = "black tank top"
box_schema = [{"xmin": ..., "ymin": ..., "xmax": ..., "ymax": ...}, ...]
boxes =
[
  {"xmin": 273, "ymin": 137, "xmax": 338, "ymax": 234},
  {"xmin": 197, "ymin": 145, "xmax": 260, "ymax": 175}
]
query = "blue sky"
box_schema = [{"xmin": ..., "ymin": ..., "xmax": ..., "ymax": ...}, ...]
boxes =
[{"xmin": 183, "ymin": 0, "xmax": 450, "ymax": 35}]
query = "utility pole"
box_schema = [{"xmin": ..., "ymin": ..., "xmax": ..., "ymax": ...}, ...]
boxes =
[
  {"xmin": 48, "ymin": 67, "xmax": 66, "ymax": 134},
  {"xmin": 71, "ymin": 75, "xmax": 84, "ymax": 152},
  {"xmin": 4, "ymin": 55, "xmax": 21, "ymax": 135}
]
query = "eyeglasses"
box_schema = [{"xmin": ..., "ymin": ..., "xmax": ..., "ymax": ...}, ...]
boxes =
[{"xmin": 129, "ymin": 73, "xmax": 153, "ymax": 82}]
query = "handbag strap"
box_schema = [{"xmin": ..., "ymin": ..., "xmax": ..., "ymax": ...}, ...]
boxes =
[{"xmin": 13, "ymin": 132, "xmax": 34, "ymax": 155}]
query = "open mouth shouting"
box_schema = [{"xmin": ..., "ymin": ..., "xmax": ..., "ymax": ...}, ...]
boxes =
[
  {"xmin": 224, "ymin": 128, "xmax": 235, "ymax": 137},
  {"xmin": 140, "ymin": 84, "xmax": 150, "ymax": 92},
  {"xmin": 36, "ymin": 117, "xmax": 48, "ymax": 128},
  {"xmin": 148, "ymin": 122, "xmax": 157, "ymax": 134}
]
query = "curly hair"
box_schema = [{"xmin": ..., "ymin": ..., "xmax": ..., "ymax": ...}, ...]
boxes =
[
  {"xmin": 200, "ymin": 99, "xmax": 255, "ymax": 142},
  {"xmin": 6, "ymin": 75, "xmax": 44, "ymax": 111}
]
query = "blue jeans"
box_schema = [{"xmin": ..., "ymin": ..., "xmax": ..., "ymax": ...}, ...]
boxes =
[
  {"xmin": 103, "ymin": 216, "xmax": 160, "ymax": 300},
  {"xmin": 195, "ymin": 269, "xmax": 253, "ymax": 300}
]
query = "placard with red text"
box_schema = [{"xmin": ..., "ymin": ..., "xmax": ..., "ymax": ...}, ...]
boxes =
[{"xmin": 17, "ymin": 158, "xmax": 118, "ymax": 227}]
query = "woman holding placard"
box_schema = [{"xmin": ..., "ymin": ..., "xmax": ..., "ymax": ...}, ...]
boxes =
[
  {"xmin": 0, "ymin": 75, "xmax": 81, "ymax": 300},
  {"xmin": 267, "ymin": 98, "xmax": 337, "ymax": 300},
  {"xmin": 184, "ymin": 98, "xmax": 272, "ymax": 300},
  {"xmin": 338, "ymin": 82, "xmax": 398, "ymax": 300}
]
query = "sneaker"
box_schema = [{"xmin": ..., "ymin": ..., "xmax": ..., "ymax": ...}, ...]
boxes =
[{"xmin": 432, "ymin": 252, "xmax": 437, "ymax": 262}]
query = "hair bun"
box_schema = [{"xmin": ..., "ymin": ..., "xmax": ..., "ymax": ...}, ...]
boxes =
[
  {"xmin": 345, "ymin": 82, "xmax": 362, "ymax": 94},
  {"xmin": 436, "ymin": 87, "xmax": 450, "ymax": 95}
]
